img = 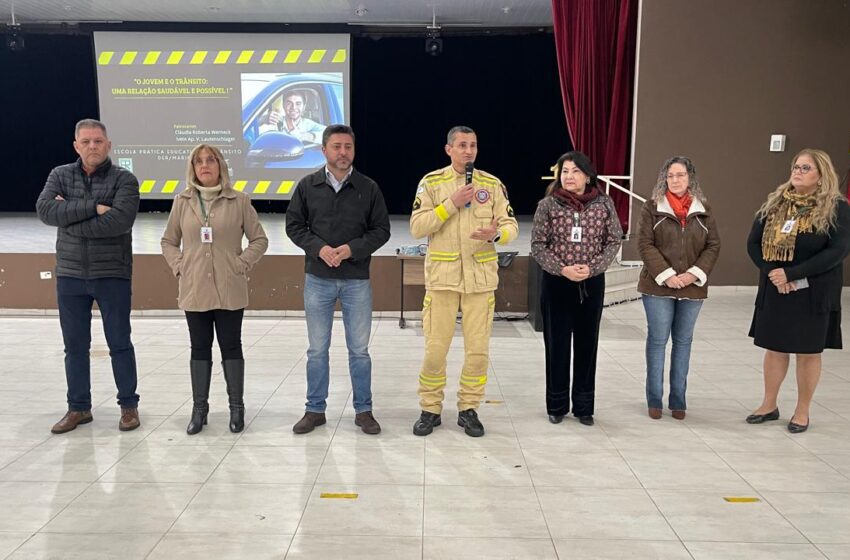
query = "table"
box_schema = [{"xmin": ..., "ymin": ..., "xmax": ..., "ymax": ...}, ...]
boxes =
[{"xmin": 397, "ymin": 254, "xmax": 425, "ymax": 328}]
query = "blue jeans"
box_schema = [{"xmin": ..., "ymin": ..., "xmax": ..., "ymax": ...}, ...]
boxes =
[
  {"xmin": 304, "ymin": 274, "xmax": 373, "ymax": 414},
  {"xmin": 642, "ymin": 295, "xmax": 703, "ymax": 410},
  {"xmin": 57, "ymin": 276, "xmax": 139, "ymax": 411}
]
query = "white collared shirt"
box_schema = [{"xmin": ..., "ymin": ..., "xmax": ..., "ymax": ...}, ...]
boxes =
[{"xmin": 325, "ymin": 166, "xmax": 353, "ymax": 193}]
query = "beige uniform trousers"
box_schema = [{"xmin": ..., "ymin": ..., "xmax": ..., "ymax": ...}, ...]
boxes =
[{"xmin": 418, "ymin": 289, "xmax": 496, "ymax": 414}]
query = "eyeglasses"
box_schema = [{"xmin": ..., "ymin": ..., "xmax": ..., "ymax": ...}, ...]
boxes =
[
  {"xmin": 194, "ymin": 156, "xmax": 218, "ymax": 166},
  {"xmin": 791, "ymin": 164, "xmax": 814, "ymax": 174},
  {"xmin": 666, "ymin": 173, "xmax": 688, "ymax": 180}
]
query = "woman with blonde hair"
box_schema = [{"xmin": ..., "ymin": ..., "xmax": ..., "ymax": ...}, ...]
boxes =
[
  {"xmin": 161, "ymin": 144, "xmax": 268, "ymax": 434},
  {"xmin": 745, "ymin": 149, "xmax": 850, "ymax": 433}
]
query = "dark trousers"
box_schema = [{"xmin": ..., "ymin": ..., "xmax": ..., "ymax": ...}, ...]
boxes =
[
  {"xmin": 57, "ymin": 276, "xmax": 139, "ymax": 411},
  {"xmin": 184, "ymin": 309, "xmax": 245, "ymax": 361},
  {"xmin": 541, "ymin": 272, "xmax": 605, "ymax": 417}
]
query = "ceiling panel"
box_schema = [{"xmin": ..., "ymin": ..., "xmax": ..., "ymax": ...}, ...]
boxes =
[{"xmin": 0, "ymin": 0, "xmax": 553, "ymax": 27}]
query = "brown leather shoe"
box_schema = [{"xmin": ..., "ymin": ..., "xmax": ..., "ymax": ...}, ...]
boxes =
[
  {"xmin": 671, "ymin": 410, "xmax": 686, "ymax": 420},
  {"xmin": 354, "ymin": 411, "xmax": 381, "ymax": 435},
  {"xmin": 119, "ymin": 408, "xmax": 141, "ymax": 431},
  {"xmin": 51, "ymin": 410, "xmax": 93, "ymax": 434},
  {"xmin": 292, "ymin": 412, "xmax": 326, "ymax": 434},
  {"xmin": 648, "ymin": 408, "xmax": 662, "ymax": 420}
]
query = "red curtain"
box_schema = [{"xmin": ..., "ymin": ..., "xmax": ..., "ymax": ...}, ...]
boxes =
[{"xmin": 551, "ymin": 0, "xmax": 638, "ymax": 231}]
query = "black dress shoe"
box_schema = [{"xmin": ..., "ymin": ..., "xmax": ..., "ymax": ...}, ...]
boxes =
[
  {"xmin": 457, "ymin": 409, "xmax": 485, "ymax": 437},
  {"xmin": 413, "ymin": 411, "xmax": 441, "ymax": 436},
  {"xmin": 578, "ymin": 415, "xmax": 594, "ymax": 426},
  {"xmin": 745, "ymin": 408, "xmax": 779, "ymax": 424},
  {"xmin": 548, "ymin": 414, "xmax": 565, "ymax": 424},
  {"xmin": 787, "ymin": 419, "xmax": 809, "ymax": 434}
]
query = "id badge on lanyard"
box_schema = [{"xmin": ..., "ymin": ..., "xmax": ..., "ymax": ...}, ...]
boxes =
[
  {"xmin": 781, "ymin": 219, "xmax": 796, "ymax": 234},
  {"xmin": 198, "ymin": 192, "xmax": 213, "ymax": 243},
  {"xmin": 571, "ymin": 211, "xmax": 582, "ymax": 242}
]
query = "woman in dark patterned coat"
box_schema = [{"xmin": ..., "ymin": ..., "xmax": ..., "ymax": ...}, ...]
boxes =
[{"xmin": 531, "ymin": 151, "xmax": 622, "ymax": 426}]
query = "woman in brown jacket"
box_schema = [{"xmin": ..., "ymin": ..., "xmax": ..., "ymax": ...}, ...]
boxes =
[
  {"xmin": 161, "ymin": 144, "xmax": 268, "ymax": 435},
  {"xmin": 637, "ymin": 156, "xmax": 720, "ymax": 420}
]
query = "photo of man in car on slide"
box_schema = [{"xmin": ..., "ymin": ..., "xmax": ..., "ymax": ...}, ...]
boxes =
[
  {"xmin": 259, "ymin": 91, "xmax": 326, "ymax": 143},
  {"xmin": 241, "ymin": 72, "xmax": 345, "ymax": 170}
]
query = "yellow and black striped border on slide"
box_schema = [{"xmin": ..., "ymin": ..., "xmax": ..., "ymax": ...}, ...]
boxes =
[
  {"xmin": 97, "ymin": 49, "xmax": 347, "ymax": 66},
  {"xmin": 139, "ymin": 179, "xmax": 296, "ymax": 196}
]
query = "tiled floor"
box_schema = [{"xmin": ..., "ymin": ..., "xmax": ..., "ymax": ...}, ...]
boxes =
[{"xmin": 1, "ymin": 289, "xmax": 849, "ymax": 559}]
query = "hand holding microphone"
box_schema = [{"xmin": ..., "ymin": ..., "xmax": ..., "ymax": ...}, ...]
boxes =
[{"xmin": 450, "ymin": 184, "xmax": 475, "ymax": 208}]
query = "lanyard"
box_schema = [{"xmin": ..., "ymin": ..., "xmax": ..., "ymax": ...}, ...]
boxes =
[{"xmin": 197, "ymin": 191, "xmax": 209, "ymax": 226}]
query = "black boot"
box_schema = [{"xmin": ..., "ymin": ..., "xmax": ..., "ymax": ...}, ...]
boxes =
[
  {"xmin": 187, "ymin": 360, "xmax": 212, "ymax": 435},
  {"xmin": 223, "ymin": 359, "xmax": 245, "ymax": 433}
]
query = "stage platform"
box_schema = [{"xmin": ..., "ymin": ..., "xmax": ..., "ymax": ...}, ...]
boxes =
[
  {"xmin": 0, "ymin": 213, "xmax": 535, "ymax": 313},
  {"xmin": 0, "ymin": 213, "xmax": 535, "ymax": 257}
]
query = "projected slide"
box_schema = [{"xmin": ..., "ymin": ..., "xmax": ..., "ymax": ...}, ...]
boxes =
[{"xmin": 93, "ymin": 32, "xmax": 350, "ymax": 200}]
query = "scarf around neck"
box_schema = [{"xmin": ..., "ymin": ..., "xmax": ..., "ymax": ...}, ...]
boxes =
[
  {"xmin": 761, "ymin": 187, "xmax": 818, "ymax": 262},
  {"xmin": 552, "ymin": 185, "xmax": 599, "ymax": 212},
  {"xmin": 665, "ymin": 190, "xmax": 693, "ymax": 227}
]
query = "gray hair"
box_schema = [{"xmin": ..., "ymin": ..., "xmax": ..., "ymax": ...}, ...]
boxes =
[
  {"xmin": 75, "ymin": 119, "xmax": 107, "ymax": 138},
  {"xmin": 650, "ymin": 156, "xmax": 706, "ymax": 203},
  {"xmin": 446, "ymin": 125, "xmax": 475, "ymax": 145}
]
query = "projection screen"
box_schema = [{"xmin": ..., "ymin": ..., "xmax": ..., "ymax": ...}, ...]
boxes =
[{"xmin": 93, "ymin": 32, "xmax": 351, "ymax": 200}]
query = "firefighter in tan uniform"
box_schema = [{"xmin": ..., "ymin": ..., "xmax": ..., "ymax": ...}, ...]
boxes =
[{"xmin": 410, "ymin": 126, "xmax": 519, "ymax": 437}]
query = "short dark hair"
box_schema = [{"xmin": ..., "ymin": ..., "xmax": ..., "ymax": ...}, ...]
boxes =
[
  {"xmin": 75, "ymin": 118, "xmax": 107, "ymax": 138},
  {"xmin": 322, "ymin": 124, "xmax": 355, "ymax": 147},
  {"xmin": 546, "ymin": 150, "xmax": 599, "ymax": 196},
  {"xmin": 284, "ymin": 90, "xmax": 306, "ymax": 103},
  {"xmin": 447, "ymin": 125, "xmax": 475, "ymax": 145}
]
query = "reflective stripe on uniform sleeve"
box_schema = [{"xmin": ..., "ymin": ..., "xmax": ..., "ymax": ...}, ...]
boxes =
[{"xmin": 434, "ymin": 203, "xmax": 450, "ymax": 222}]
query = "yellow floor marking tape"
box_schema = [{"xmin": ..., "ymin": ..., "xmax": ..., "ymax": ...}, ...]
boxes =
[
  {"xmin": 723, "ymin": 497, "xmax": 760, "ymax": 503},
  {"xmin": 320, "ymin": 493, "xmax": 359, "ymax": 499}
]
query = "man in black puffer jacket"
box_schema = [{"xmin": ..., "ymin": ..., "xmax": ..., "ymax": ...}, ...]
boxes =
[{"xmin": 36, "ymin": 119, "xmax": 142, "ymax": 434}]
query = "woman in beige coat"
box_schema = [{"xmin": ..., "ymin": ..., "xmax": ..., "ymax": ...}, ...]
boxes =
[{"xmin": 161, "ymin": 144, "xmax": 268, "ymax": 434}]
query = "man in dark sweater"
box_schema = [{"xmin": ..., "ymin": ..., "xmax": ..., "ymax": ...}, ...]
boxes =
[
  {"xmin": 286, "ymin": 124, "xmax": 391, "ymax": 435},
  {"xmin": 36, "ymin": 119, "xmax": 141, "ymax": 434}
]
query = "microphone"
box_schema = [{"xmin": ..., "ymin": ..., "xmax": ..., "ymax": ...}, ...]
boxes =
[{"xmin": 465, "ymin": 162, "xmax": 473, "ymax": 208}]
